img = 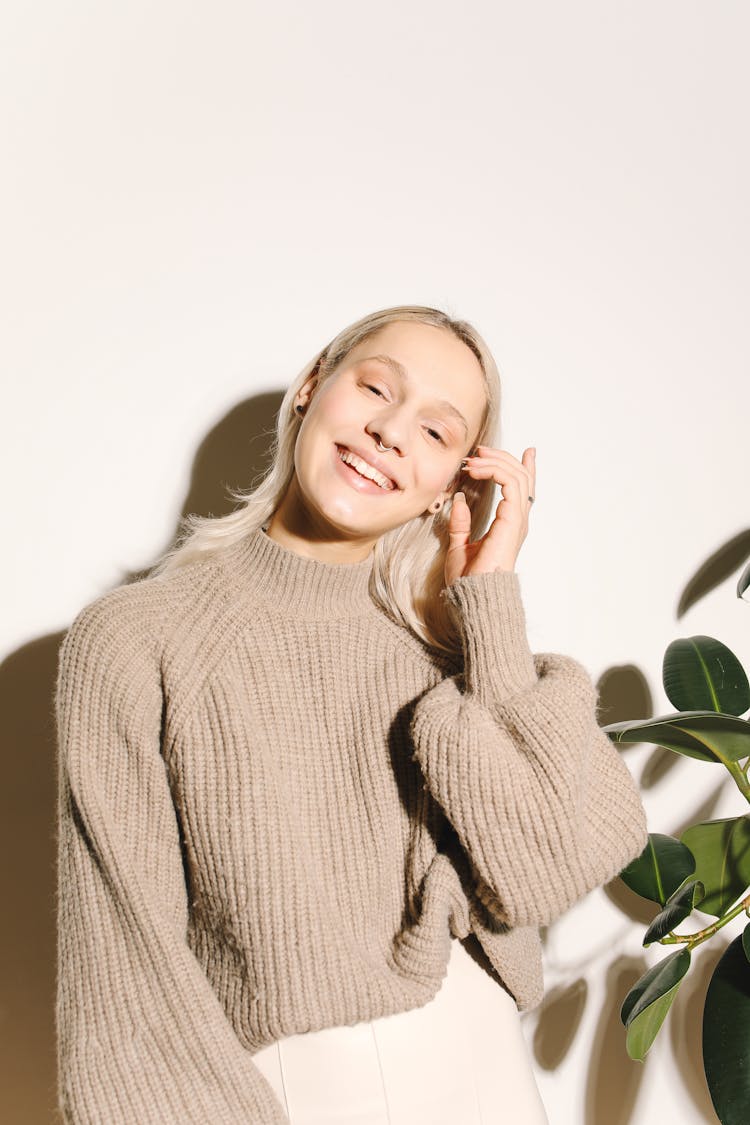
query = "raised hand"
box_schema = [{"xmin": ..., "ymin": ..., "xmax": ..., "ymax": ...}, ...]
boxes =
[{"xmin": 445, "ymin": 445, "xmax": 536, "ymax": 586}]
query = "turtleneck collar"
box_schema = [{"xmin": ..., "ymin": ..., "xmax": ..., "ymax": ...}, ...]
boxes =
[{"xmin": 218, "ymin": 524, "xmax": 377, "ymax": 618}]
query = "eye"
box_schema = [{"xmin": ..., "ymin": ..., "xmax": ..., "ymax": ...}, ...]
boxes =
[{"xmin": 364, "ymin": 382, "xmax": 446, "ymax": 445}]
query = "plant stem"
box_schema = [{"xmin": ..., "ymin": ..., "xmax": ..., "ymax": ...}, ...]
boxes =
[
  {"xmin": 725, "ymin": 757, "xmax": 750, "ymax": 801},
  {"xmin": 659, "ymin": 889, "xmax": 750, "ymax": 949}
]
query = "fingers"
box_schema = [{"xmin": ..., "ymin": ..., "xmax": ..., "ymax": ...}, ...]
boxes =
[
  {"xmin": 466, "ymin": 445, "xmax": 535, "ymax": 501},
  {"xmin": 448, "ymin": 490, "xmax": 472, "ymax": 538},
  {"xmin": 524, "ymin": 447, "xmax": 536, "ymax": 495},
  {"xmin": 463, "ymin": 458, "xmax": 526, "ymax": 495}
]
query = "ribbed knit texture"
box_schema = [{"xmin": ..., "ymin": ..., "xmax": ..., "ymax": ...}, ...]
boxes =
[{"xmin": 54, "ymin": 526, "xmax": 648, "ymax": 1123}]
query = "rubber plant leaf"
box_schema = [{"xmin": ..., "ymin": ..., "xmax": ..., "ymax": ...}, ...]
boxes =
[
  {"xmin": 602, "ymin": 710, "xmax": 750, "ymax": 764},
  {"xmin": 620, "ymin": 947, "xmax": 691, "ymax": 1061},
  {"xmin": 643, "ymin": 879, "xmax": 705, "ymax": 946},
  {"xmin": 702, "ymin": 934, "xmax": 750, "ymax": 1125},
  {"xmin": 679, "ymin": 816, "xmax": 750, "ymax": 918},
  {"xmin": 619, "ymin": 833, "xmax": 695, "ymax": 905},
  {"xmin": 663, "ymin": 635, "xmax": 750, "ymax": 716}
]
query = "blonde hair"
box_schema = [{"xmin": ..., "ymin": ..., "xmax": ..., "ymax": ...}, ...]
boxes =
[{"xmin": 149, "ymin": 304, "xmax": 503, "ymax": 658}]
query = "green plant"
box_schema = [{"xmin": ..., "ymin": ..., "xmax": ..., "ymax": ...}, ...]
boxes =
[{"xmin": 602, "ymin": 560, "xmax": 750, "ymax": 1125}]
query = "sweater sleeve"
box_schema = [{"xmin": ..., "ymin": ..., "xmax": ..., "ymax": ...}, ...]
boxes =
[
  {"xmin": 410, "ymin": 570, "xmax": 648, "ymax": 930},
  {"xmin": 54, "ymin": 590, "xmax": 289, "ymax": 1125}
]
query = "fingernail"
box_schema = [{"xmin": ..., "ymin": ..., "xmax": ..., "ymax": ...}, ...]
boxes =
[{"xmin": 454, "ymin": 492, "xmax": 465, "ymax": 503}]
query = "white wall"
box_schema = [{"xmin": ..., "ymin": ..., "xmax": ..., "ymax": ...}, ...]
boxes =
[{"xmin": 3, "ymin": 2, "xmax": 748, "ymax": 1122}]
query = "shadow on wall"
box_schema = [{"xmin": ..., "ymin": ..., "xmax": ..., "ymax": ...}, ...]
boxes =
[
  {"xmin": 0, "ymin": 390, "xmax": 282, "ymax": 1125},
  {"xmin": 529, "ymin": 530, "xmax": 750, "ymax": 1125},
  {"xmin": 1, "ymin": 392, "xmax": 743, "ymax": 1124}
]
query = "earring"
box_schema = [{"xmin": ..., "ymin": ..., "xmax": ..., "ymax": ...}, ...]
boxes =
[
  {"xmin": 430, "ymin": 499, "xmax": 443, "ymax": 514},
  {"xmin": 295, "ymin": 404, "xmax": 304, "ymax": 415}
]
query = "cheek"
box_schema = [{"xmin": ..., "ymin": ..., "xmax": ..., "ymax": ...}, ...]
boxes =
[
  {"xmin": 417, "ymin": 448, "xmax": 451, "ymax": 480},
  {"xmin": 293, "ymin": 401, "xmax": 349, "ymax": 480},
  {"xmin": 426, "ymin": 466, "xmax": 445, "ymax": 494},
  {"xmin": 308, "ymin": 384, "xmax": 360, "ymax": 434}
]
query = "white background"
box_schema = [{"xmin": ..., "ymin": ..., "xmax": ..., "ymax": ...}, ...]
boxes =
[{"xmin": 3, "ymin": 2, "xmax": 748, "ymax": 1122}]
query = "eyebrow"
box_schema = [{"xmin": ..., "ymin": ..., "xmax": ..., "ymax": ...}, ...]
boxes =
[{"xmin": 361, "ymin": 354, "xmax": 470, "ymax": 438}]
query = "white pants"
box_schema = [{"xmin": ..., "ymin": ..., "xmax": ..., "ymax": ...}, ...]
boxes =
[{"xmin": 253, "ymin": 935, "xmax": 549, "ymax": 1124}]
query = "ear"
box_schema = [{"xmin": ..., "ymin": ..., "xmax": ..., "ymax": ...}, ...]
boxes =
[
  {"xmin": 294, "ymin": 374, "xmax": 320, "ymax": 412},
  {"xmin": 432, "ymin": 482, "xmax": 455, "ymax": 510}
]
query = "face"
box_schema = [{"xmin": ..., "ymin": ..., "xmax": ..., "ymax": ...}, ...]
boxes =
[{"xmin": 278, "ymin": 320, "xmax": 487, "ymax": 548}]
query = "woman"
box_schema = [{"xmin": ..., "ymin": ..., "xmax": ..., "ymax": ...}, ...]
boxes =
[{"xmin": 54, "ymin": 304, "xmax": 648, "ymax": 1124}]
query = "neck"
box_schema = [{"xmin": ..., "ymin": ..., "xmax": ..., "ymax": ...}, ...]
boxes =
[
  {"xmin": 218, "ymin": 524, "xmax": 377, "ymax": 618},
  {"xmin": 263, "ymin": 514, "xmax": 376, "ymax": 565}
]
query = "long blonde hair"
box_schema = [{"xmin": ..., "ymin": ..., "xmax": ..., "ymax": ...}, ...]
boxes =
[{"xmin": 149, "ymin": 304, "xmax": 503, "ymax": 658}]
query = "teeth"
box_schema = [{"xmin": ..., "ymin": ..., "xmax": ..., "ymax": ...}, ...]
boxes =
[{"xmin": 339, "ymin": 449, "xmax": 394, "ymax": 490}]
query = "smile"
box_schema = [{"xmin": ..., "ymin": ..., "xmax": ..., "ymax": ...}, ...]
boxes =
[{"xmin": 334, "ymin": 445, "xmax": 398, "ymax": 493}]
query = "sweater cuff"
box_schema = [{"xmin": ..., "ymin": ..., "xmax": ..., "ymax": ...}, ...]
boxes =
[{"xmin": 439, "ymin": 570, "xmax": 538, "ymax": 708}]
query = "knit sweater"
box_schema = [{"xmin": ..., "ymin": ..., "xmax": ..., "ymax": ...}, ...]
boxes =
[{"xmin": 54, "ymin": 525, "xmax": 648, "ymax": 1124}]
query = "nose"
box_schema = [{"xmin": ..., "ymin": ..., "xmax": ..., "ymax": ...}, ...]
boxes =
[{"xmin": 368, "ymin": 426, "xmax": 403, "ymax": 455}]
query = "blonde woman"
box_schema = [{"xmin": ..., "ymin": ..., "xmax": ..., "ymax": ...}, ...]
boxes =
[{"xmin": 54, "ymin": 304, "xmax": 648, "ymax": 1123}]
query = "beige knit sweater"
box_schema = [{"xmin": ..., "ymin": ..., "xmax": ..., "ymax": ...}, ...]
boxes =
[{"xmin": 54, "ymin": 525, "xmax": 648, "ymax": 1123}]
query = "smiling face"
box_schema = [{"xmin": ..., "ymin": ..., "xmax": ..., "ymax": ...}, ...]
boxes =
[{"xmin": 275, "ymin": 320, "xmax": 487, "ymax": 550}]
